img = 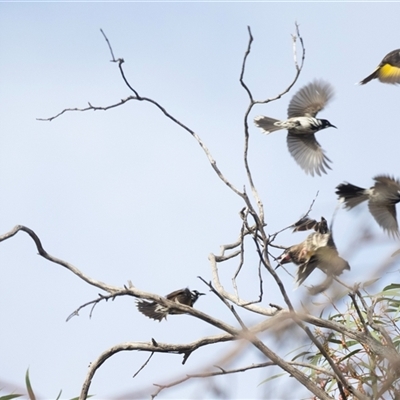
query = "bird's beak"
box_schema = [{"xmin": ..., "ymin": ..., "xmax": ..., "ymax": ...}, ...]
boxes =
[
  {"xmin": 198, "ymin": 292, "xmax": 206, "ymax": 296},
  {"xmin": 331, "ymin": 124, "xmax": 337, "ymax": 129}
]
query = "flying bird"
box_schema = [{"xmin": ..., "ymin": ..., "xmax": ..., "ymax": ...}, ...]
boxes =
[
  {"xmin": 136, "ymin": 288, "xmax": 205, "ymax": 322},
  {"xmin": 336, "ymin": 175, "xmax": 400, "ymax": 238},
  {"xmin": 254, "ymin": 80, "xmax": 336, "ymax": 177},
  {"xmin": 278, "ymin": 216, "xmax": 350, "ymax": 294},
  {"xmin": 359, "ymin": 49, "xmax": 400, "ymax": 85}
]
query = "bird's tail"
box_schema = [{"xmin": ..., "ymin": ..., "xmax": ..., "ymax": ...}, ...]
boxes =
[
  {"xmin": 254, "ymin": 116, "xmax": 282, "ymax": 134},
  {"xmin": 136, "ymin": 300, "xmax": 167, "ymax": 322},
  {"xmin": 358, "ymin": 68, "xmax": 379, "ymax": 85},
  {"xmin": 335, "ymin": 183, "xmax": 368, "ymax": 209}
]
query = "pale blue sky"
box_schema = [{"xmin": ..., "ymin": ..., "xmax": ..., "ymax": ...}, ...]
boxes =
[{"xmin": 1, "ymin": 2, "xmax": 400, "ymax": 399}]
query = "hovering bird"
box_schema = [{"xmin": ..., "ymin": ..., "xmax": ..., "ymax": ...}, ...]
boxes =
[
  {"xmin": 136, "ymin": 288, "xmax": 205, "ymax": 322},
  {"xmin": 278, "ymin": 216, "xmax": 350, "ymax": 294},
  {"xmin": 278, "ymin": 217, "xmax": 330, "ymax": 266},
  {"xmin": 359, "ymin": 49, "xmax": 400, "ymax": 85},
  {"xmin": 336, "ymin": 175, "xmax": 400, "ymax": 238},
  {"xmin": 254, "ymin": 80, "xmax": 336, "ymax": 177}
]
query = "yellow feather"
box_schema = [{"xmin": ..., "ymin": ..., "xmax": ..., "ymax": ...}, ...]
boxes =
[{"xmin": 378, "ymin": 63, "xmax": 400, "ymax": 84}]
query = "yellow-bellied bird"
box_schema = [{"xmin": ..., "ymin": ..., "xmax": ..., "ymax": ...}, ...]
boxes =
[{"xmin": 359, "ymin": 49, "xmax": 400, "ymax": 85}]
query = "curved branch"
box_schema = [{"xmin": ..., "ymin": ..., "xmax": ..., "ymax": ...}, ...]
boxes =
[
  {"xmin": 37, "ymin": 31, "xmax": 247, "ymax": 203},
  {"xmin": 0, "ymin": 225, "xmax": 118, "ymax": 292},
  {"xmin": 80, "ymin": 334, "xmax": 235, "ymax": 400}
]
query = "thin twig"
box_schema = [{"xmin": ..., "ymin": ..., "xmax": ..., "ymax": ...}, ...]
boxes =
[
  {"xmin": 132, "ymin": 352, "xmax": 154, "ymax": 379},
  {"xmin": 348, "ymin": 292, "xmax": 369, "ymax": 334},
  {"xmin": 198, "ymin": 277, "xmax": 247, "ymax": 330}
]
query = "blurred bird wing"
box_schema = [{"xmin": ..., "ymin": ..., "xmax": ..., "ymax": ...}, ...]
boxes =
[
  {"xmin": 378, "ymin": 64, "xmax": 400, "ymax": 84},
  {"xmin": 368, "ymin": 201, "xmax": 399, "ymax": 237},
  {"xmin": 381, "ymin": 49, "xmax": 400, "ymax": 66},
  {"xmin": 374, "ymin": 175, "xmax": 400, "ymax": 194},
  {"xmin": 287, "ymin": 133, "xmax": 332, "ymax": 176},
  {"xmin": 314, "ymin": 246, "xmax": 350, "ymax": 276},
  {"xmin": 165, "ymin": 288, "xmax": 189, "ymax": 301},
  {"xmin": 292, "ymin": 217, "xmax": 319, "ymax": 232},
  {"xmin": 295, "ymin": 258, "xmax": 318, "ymax": 287},
  {"xmin": 296, "ymin": 247, "xmax": 349, "ymax": 289},
  {"xmin": 378, "ymin": 50, "xmax": 400, "ymax": 84},
  {"xmin": 287, "ymin": 80, "xmax": 334, "ymax": 118}
]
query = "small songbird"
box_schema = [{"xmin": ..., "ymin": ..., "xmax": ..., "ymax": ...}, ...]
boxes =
[
  {"xmin": 358, "ymin": 49, "xmax": 400, "ymax": 85},
  {"xmin": 136, "ymin": 288, "xmax": 205, "ymax": 322},
  {"xmin": 278, "ymin": 217, "xmax": 330, "ymax": 266},
  {"xmin": 336, "ymin": 175, "xmax": 400, "ymax": 238},
  {"xmin": 254, "ymin": 80, "xmax": 336, "ymax": 177},
  {"xmin": 278, "ymin": 216, "xmax": 350, "ymax": 294}
]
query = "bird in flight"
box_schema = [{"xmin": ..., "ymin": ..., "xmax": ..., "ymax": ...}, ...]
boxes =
[
  {"xmin": 336, "ymin": 175, "xmax": 400, "ymax": 238},
  {"xmin": 278, "ymin": 216, "xmax": 350, "ymax": 294},
  {"xmin": 254, "ymin": 80, "xmax": 336, "ymax": 177},
  {"xmin": 358, "ymin": 49, "xmax": 400, "ymax": 85}
]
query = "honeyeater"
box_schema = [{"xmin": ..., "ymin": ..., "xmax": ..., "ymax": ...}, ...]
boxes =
[
  {"xmin": 277, "ymin": 216, "xmax": 350, "ymax": 294},
  {"xmin": 254, "ymin": 80, "xmax": 336, "ymax": 177},
  {"xmin": 359, "ymin": 49, "xmax": 400, "ymax": 85},
  {"xmin": 336, "ymin": 175, "xmax": 400, "ymax": 238},
  {"xmin": 136, "ymin": 288, "xmax": 205, "ymax": 321}
]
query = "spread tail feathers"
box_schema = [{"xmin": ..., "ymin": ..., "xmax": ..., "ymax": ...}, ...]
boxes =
[
  {"xmin": 336, "ymin": 183, "xmax": 368, "ymax": 209},
  {"xmin": 136, "ymin": 300, "xmax": 168, "ymax": 322},
  {"xmin": 254, "ymin": 116, "xmax": 282, "ymax": 134}
]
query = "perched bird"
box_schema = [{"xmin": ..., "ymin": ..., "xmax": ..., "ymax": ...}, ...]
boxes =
[
  {"xmin": 254, "ymin": 80, "xmax": 336, "ymax": 177},
  {"xmin": 358, "ymin": 49, "xmax": 400, "ymax": 85},
  {"xmin": 136, "ymin": 288, "xmax": 205, "ymax": 322},
  {"xmin": 336, "ymin": 175, "xmax": 400, "ymax": 238},
  {"xmin": 278, "ymin": 216, "xmax": 350, "ymax": 294}
]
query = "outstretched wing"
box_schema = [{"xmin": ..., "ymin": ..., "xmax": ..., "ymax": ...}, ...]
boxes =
[
  {"xmin": 287, "ymin": 133, "xmax": 332, "ymax": 176},
  {"xmin": 288, "ymin": 80, "xmax": 334, "ymax": 118},
  {"xmin": 368, "ymin": 202, "xmax": 399, "ymax": 237}
]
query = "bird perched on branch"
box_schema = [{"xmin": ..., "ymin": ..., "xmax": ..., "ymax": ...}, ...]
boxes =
[
  {"xmin": 278, "ymin": 216, "xmax": 350, "ymax": 294},
  {"xmin": 136, "ymin": 288, "xmax": 205, "ymax": 322},
  {"xmin": 336, "ymin": 175, "xmax": 400, "ymax": 238},
  {"xmin": 254, "ymin": 80, "xmax": 336, "ymax": 177},
  {"xmin": 358, "ymin": 49, "xmax": 400, "ymax": 85}
]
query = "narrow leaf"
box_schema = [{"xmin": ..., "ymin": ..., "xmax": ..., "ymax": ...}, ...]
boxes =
[{"xmin": 25, "ymin": 368, "xmax": 36, "ymax": 400}]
